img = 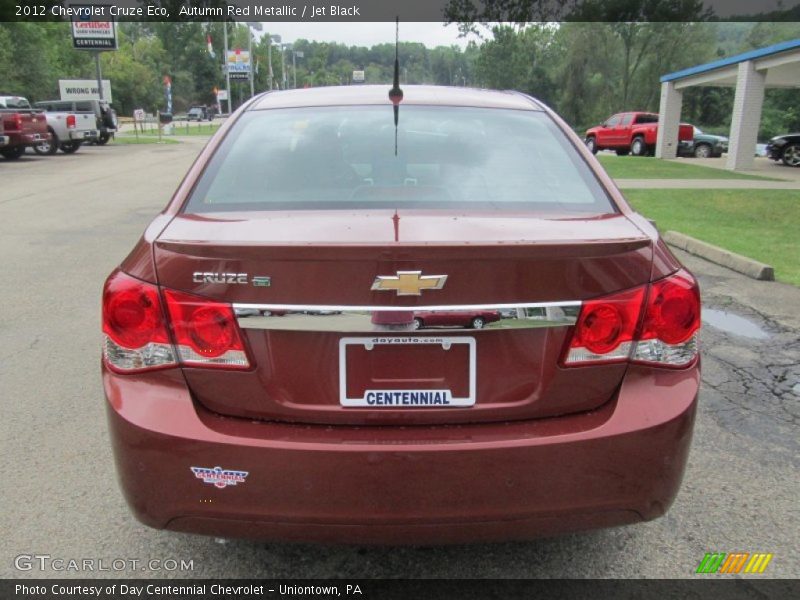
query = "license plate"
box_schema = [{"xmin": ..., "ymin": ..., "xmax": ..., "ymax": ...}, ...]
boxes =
[{"xmin": 338, "ymin": 336, "xmax": 476, "ymax": 408}]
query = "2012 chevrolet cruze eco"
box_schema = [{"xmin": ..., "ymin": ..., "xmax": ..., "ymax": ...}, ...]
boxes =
[{"xmin": 102, "ymin": 85, "xmax": 700, "ymax": 544}]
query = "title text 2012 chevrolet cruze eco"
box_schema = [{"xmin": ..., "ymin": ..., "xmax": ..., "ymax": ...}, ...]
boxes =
[{"xmin": 102, "ymin": 86, "xmax": 700, "ymax": 544}]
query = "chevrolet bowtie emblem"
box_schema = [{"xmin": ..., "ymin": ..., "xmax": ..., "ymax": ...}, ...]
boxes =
[{"xmin": 371, "ymin": 271, "xmax": 448, "ymax": 296}]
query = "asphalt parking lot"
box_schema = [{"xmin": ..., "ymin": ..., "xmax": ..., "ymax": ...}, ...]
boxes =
[{"xmin": 1, "ymin": 140, "xmax": 798, "ymax": 579}]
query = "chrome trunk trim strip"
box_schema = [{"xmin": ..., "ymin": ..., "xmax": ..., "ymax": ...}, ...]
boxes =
[{"xmin": 234, "ymin": 302, "xmax": 581, "ymax": 332}]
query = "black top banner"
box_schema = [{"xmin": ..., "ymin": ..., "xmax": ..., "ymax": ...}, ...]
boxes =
[{"xmin": 4, "ymin": 0, "xmax": 800, "ymax": 22}]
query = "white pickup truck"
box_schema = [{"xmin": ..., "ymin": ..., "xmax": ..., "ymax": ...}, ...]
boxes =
[{"xmin": 30, "ymin": 101, "xmax": 98, "ymax": 155}]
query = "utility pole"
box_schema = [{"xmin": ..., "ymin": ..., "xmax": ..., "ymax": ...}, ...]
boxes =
[
  {"xmin": 292, "ymin": 50, "xmax": 303, "ymax": 89},
  {"xmin": 246, "ymin": 22, "xmax": 262, "ymax": 98},
  {"xmin": 222, "ymin": 22, "xmax": 231, "ymax": 114},
  {"xmin": 247, "ymin": 25, "xmax": 254, "ymax": 98},
  {"xmin": 281, "ymin": 44, "xmax": 287, "ymax": 90},
  {"xmin": 94, "ymin": 51, "xmax": 104, "ymax": 100},
  {"xmin": 267, "ymin": 41, "xmax": 273, "ymax": 90}
]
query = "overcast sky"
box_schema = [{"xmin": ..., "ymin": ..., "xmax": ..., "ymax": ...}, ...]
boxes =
[{"xmin": 254, "ymin": 22, "xmax": 482, "ymax": 49}]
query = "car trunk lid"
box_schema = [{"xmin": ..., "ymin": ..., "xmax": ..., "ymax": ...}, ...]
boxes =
[{"xmin": 154, "ymin": 210, "xmax": 653, "ymax": 425}]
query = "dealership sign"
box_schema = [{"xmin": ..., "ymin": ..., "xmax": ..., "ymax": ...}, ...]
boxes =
[
  {"xmin": 59, "ymin": 79, "xmax": 113, "ymax": 102},
  {"xmin": 226, "ymin": 50, "xmax": 251, "ymax": 80},
  {"xmin": 71, "ymin": 13, "xmax": 117, "ymax": 50}
]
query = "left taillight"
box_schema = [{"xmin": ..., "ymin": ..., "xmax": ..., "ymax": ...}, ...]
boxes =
[
  {"xmin": 102, "ymin": 270, "xmax": 176, "ymax": 372},
  {"xmin": 4, "ymin": 113, "xmax": 23, "ymax": 132},
  {"xmin": 163, "ymin": 289, "xmax": 250, "ymax": 369},
  {"xmin": 102, "ymin": 271, "xmax": 251, "ymax": 373},
  {"xmin": 66, "ymin": 114, "xmax": 76, "ymax": 129}
]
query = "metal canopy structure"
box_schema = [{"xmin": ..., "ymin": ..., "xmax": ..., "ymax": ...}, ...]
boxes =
[{"xmin": 655, "ymin": 39, "xmax": 800, "ymax": 170}]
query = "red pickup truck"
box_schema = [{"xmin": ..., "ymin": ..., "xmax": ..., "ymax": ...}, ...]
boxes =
[
  {"xmin": 0, "ymin": 95, "xmax": 51, "ymax": 160},
  {"xmin": 585, "ymin": 111, "xmax": 693, "ymax": 157}
]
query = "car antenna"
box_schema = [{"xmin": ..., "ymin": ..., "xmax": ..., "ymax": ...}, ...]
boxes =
[{"xmin": 388, "ymin": 16, "xmax": 403, "ymax": 156}]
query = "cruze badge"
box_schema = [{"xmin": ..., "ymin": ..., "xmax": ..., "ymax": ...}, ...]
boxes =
[
  {"xmin": 193, "ymin": 272, "xmax": 248, "ymax": 284},
  {"xmin": 371, "ymin": 271, "xmax": 448, "ymax": 296}
]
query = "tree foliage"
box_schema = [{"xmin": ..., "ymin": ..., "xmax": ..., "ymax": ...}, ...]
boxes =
[{"xmin": 0, "ymin": 19, "xmax": 796, "ymax": 140}]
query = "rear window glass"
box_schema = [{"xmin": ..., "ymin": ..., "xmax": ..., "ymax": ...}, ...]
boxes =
[
  {"xmin": 1, "ymin": 97, "xmax": 31, "ymax": 109},
  {"xmin": 184, "ymin": 106, "xmax": 614, "ymax": 214}
]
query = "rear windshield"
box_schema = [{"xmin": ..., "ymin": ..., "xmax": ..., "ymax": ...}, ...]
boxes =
[
  {"xmin": 635, "ymin": 114, "xmax": 659, "ymax": 124},
  {"xmin": 184, "ymin": 105, "xmax": 614, "ymax": 213},
  {"xmin": 1, "ymin": 97, "xmax": 31, "ymax": 109}
]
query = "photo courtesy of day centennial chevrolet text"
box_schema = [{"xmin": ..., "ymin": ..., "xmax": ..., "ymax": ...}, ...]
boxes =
[{"xmin": 101, "ymin": 83, "xmax": 701, "ymax": 544}]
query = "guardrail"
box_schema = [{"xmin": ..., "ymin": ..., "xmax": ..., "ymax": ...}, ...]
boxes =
[{"xmin": 121, "ymin": 115, "xmax": 227, "ymax": 137}]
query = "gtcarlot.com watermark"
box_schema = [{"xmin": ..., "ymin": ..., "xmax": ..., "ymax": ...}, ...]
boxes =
[{"xmin": 14, "ymin": 554, "xmax": 194, "ymax": 573}]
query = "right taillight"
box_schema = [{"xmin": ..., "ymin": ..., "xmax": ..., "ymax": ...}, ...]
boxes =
[
  {"xmin": 563, "ymin": 269, "xmax": 700, "ymax": 369},
  {"xmin": 632, "ymin": 269, "xmax": 700, "ymax": 367}
]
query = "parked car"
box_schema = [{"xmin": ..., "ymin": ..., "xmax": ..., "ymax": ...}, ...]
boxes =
[
  {"xmin": 585, "ymin": 111, "xmax": 694, "ymax": 156},
  {"xmin": 765, "ymin": 133, "xmax": 800, "ymax": 167},
  {"xmin": 30, "ymin": 103, "xmax": 98, "ymax": 155},
  {"xmin": 413, "ymin": 310, "xmax": 501, "ymax": 330},
  {"xmin": 0, "ymin": 95, "xmax": 51, "ymax": 159},
  {"xmin": 34, "ymin": 99, "xmax": 117, "ymax": 144},
  {"xmin": 678, "ymin": 126, "xmax": 729, "ymax": 158},
  {"xmin": 102, "ymin": 85, "xmax": 701, "ymax": 544},
  {"xmin": 187, "ymin": 105, "xmax": 214, "ymax": 121}
]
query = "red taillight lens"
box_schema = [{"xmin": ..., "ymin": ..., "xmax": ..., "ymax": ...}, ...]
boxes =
[
  {"xmin": 102, "ymin": 271, "xmax": 176, "ymax": 372},
  {"xmin": 640, "ymin": 270, "xmax": 700, "ymax": 345},
  {"xmin": 632, "ymin": 270, "xmax": 700, "ymax": 367},
  {"xmin": 66, "ymin": 114, "xmax": 76, "ymax": 129},
  {"xmin": 564, "ymin": 287, "xmax": 645, "ymax": 365},
  {"xmin": 163, "ymin": 289, "xmax": 250, "ymax": 369},
  {"xmin": 4, "ymin": 114, "xmax": 22, "ymax": 132},
  {"xmin": 102, "ymin": 271, "xmax": 250, "ymax": 372},
  {"xmin": 563, "ymin": 269, "xmax": 700, "ymax": 368},
  {"xmin": 103, "ymin": 271, "xmax": 170, "ymax": 348}
]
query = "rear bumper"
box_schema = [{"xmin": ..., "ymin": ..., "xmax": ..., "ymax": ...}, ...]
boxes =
[
  {"xmin": 104, "ymin": 363, "xmax": 699, "ymax": 544},
  {"xmin": 2, "ymin": 131, "xmax": 50, "ymax": 148},
  {"xmin": 68, "ymin": 129, "xmax": 98, "ymax": 142},
  {"xmin": 16, "ymin": 131, "xmax": 50, "ymax": 146}
]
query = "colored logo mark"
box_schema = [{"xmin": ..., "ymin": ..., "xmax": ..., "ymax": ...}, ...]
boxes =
[
  {"xmin": 190, "ymin": 466, "xmax": 248, "ymax": 489},
  {"xmin": 696, "ymin": 552, "xmax": 773, "ymax": 574}
]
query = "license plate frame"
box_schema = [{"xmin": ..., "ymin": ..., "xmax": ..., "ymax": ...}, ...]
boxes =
[{"xmin": 338, "ymin": 336, "xmax": 476, "ymax": 408}]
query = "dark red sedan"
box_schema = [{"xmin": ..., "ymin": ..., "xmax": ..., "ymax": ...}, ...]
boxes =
[
  {"xmin": 413, "ymin": 310, "xmax": 501, "ymax": 330},
  {"xmin": 102, "ymin": 85, "xmax": 700, "ymax": 544}
]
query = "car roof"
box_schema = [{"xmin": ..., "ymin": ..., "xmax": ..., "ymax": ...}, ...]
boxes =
[{"xmin": 249, "ymin": 85, "xmax": 544, "ymax": 111}]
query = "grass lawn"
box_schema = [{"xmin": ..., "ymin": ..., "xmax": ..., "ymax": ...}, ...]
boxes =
[
  {"xmin": 112, "ymin": 135, "xmax": 179, "ymax": 145},
  {"xmin": 625, "ymin": 189, "xmax": 800, "ymax": 286},
  {"xmin": 597, "ymin": 154, "xmax": 778, "ymax": 181}
]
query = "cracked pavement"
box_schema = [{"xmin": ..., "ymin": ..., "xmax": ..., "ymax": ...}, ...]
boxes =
[{"xmin": 0, "ymin": 142, "xmax": 797, "ymax": 579}]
